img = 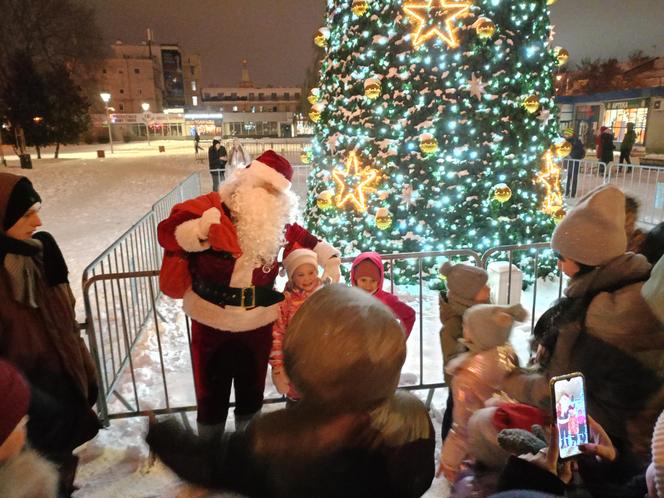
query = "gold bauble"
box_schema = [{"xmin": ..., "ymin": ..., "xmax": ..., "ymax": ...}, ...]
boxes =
[
  {"xmin": 555, "ymin": 140, "xmax": 573, "ymax": 158},
  {"xmin": 317, "ymin": 190, "xmax": 334, "ymax": 211},
  {"xmin": 556, "ymin": 48, "xmax": 570, "ymax": 66},
  {"xmin": 300, "ymin": 151, "xmax": 312, "ymax": 164},
  {"xmin": 547, "ymin": 0, "xmax": 557, "ymax": 5},
  {"xmin": 309, "ymin": 103, "xmax": 324, "ymax": 123},
  {"xmin": 314, "ymin": 27, "xmax": 330, "ymax": 48},
  {"xmin": 476, "ymin": 18, "xmax": 496, "ymax": 40},
  {"xmin": 351, "ymin": 0, "xmax": 369, "ymax": 16},
  {"xmin": 492, "ymin": 183, "xmax": 513, "ymax": 203},
  {"xmin": 419, "ymin": 136, "xmax": 439, "ymax": 154},
  {"xmin": 307, "ymin": 88, "xmax": 320, "ymax": 105},
  {"xmin": 364, "ymin": 79, "xmax": 381, "ymax": 100},
  {"xmin": 523, "ymin": 95, "xmax": 540, "ymax": 114},
  {"xmin": 375, "ymin": 208, "xmax": 393, "ymax": 230},
  {"xmin": 553, "ymin": 207, "xmax": 566, "ymax": 223}
]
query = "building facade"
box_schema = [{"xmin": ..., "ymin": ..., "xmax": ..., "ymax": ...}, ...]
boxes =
[{"xmin": 193, "ymin": 60, "xmax": 302, "ymax": 138}]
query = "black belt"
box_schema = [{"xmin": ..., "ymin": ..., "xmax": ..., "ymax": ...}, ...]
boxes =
[{"xmin": 192, "ymin": 276, "xmax": 284, "ymax": 309}]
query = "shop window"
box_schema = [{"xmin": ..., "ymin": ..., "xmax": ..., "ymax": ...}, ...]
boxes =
[
  {"xmin": 134, "ymin": 68, "xmax": 140, "ymax": 74},
  {"xmin": 192, "ymin": 96, "xmax": 198, "ymax": 106},
  {"xmin": 602, "ymin": 106, "xmax": 648, "ymax": 144},
  {"xmin": 120, "ymin": 89, "xmax": 124, "ymax": 94},
  {"xmin": 119, "ymin": 103, "xmax": 124, "ymax": 111},
  {"xmin": 191, "ymin": 81, "xmax": 197, "ymax": 92}
]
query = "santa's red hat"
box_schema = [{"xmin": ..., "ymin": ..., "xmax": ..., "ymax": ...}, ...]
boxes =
[{"xmin": 246, "ymin": 150, "xmax": 293, "ymax": 192}]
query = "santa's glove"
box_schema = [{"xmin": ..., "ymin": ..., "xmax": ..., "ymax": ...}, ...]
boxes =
[
  {"xmin": 498, "ymin": 424, "xmax": 548, "ymax": 456},
  {"xmin": 271, "ymin": 367, "xmax": 291, "ymax": 395},
  {"xmin": 322, "ymin": 256, "xmax": 341, "ymax": 283},
  {"xmin": 197, "ymin": 207, "xmax": 221, "ymax": 241}
]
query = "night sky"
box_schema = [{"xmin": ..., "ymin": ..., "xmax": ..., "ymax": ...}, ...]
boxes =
[{"xmin": 88, "ymin": 0, "xmax": 664, "ymax": 88}]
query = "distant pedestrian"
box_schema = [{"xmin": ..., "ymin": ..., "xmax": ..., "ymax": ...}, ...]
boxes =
[
  {"xmin": 619, "ymin": 122, "xmax": 636, "ymax": 172},
  {"xmin": 194, "ymin": 131, "xmax": 203, "ymax": 157},
  {"xmin": 600, "ymin": 126, "xmax": 615, "ymax": 170},
  {"xmin": 208, "ymin": 139, "xmax": 228, "ymax": 192},
  {"xmin": 563, "ymin": 128, "xmax": 585, "ymax": 198}
]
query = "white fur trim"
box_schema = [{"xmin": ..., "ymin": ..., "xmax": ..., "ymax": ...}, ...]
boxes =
[
  {"xmin": 182, "ymin": 289, "xmax": 279, "ymax": 332},
  {"xmin": 247, "ymin": 160, "xmax": 291, "ymax": 191},
  {"xmin": 174, "ymin": 219, "xmax": 211, "ymax": 252},
  {"xmin": 229, "ymin": 254, "xmax": 256, "ymax": 288},
  {"xmin": 313, "ymin": 240, "xmax": 340, "ymax": 263}
]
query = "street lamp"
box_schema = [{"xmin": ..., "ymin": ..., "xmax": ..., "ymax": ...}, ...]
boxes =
[
  {"xmin": 141, "ymin": 102, "xmax": 151, "ymax": 145},
  {"xmin": 100, "ymin": 92, "xmax": 114, "ymax": 154}
]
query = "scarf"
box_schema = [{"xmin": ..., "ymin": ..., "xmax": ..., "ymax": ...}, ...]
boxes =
[{"xmin": 0, "ymin": 232, "xmax": 69, "ymax": 308}]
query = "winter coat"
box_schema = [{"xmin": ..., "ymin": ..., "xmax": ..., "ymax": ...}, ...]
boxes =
[
  {"xmin": 269, "ymin": 282, "xmax": 322, "ymax": 399},
  {"xmin": 600, "ymin": 130, "xmax": 615, "ymax": 164},
  {"xmin": 147, "ymin": 391, "xmax": 435, "ymax": 498},
  {"xmin": 440, "ymin": 345, "xmax": 519, "ymax": 481},
  {"xmin": 567, "ymin": 136, "xmax": 586, "ymax": 160},
  {"xmin": 503, "ymin": 253, "xmax": 664, "ymax": 463},
  {"xmin": 438, "ymin": 291, "xmax": 470, "ymax": 384},
  {"xmin": 0, "ymin": 450, "xmax": 59, "ymax": 498},
  {"xmin": 642, "ymin": 221, "xmax": 664, "ymax": 265},
  {"xmin": 0, "ymin": 176, "xmax": 99, "ymax": 456},
  {"xmin": 157, "ymin": 193, "xmax": 338, "ymax": 332},
  {"xmin": 350, "ymin": 252, "xmax": 416, "ymax": 338},
  {"xmin": 621, "ymin": 129, "xmax": 636, "ymax": 152}
]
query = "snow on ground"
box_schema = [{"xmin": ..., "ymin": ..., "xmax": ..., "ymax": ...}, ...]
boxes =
[{"xmin": 6, "ymin": 142, "xmax": 567, "ymax": 497}]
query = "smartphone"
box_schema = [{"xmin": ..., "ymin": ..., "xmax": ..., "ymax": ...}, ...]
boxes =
[{"xmin": 550, "ymin": 372, "xmax": 589, "ymax": 460}]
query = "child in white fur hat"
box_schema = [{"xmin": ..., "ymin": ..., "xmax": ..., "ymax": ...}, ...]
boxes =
[
  {"xmin": 439, "ymin": 303, "xmax": 527, "ymax": 482},
  {"xmin": 270, "ymin": 248, "xmax": 323, "ymax": 403}
]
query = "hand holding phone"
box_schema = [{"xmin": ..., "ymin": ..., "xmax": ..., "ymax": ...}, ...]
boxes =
[{"xmin": 550, "ymin": 372, "xmax": 590, "ymax": 461}]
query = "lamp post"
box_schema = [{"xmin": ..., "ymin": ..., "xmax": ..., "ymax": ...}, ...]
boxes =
[
  {"xmin": 141, "ymin": 102, "xmax": 151, "ymax": 145},
  {"xmin": 100, "ymin": 92, "xmax": 114, "ymax": 154}
]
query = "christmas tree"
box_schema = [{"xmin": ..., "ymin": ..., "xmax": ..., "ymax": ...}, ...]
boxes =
[{"xmin": 304, "ymin": 0, "xmax": 570, "ymax": 282}]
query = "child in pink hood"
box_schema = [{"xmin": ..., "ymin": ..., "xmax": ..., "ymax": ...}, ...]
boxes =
[
  {"xmin": 350, "ymin": 252, "xmax": 416, "ymax": 338},
  {"xmin": 270, "ymin": 248, "xmax": 323, "ymax": 402}
]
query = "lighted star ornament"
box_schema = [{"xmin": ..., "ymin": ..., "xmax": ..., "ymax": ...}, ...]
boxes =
[
  {"xmin": 467, "ymin": 72, "xmax": 487, "ymax": 100},
  {"xmin": 333, "ymin": 152, "xmax": 380, "ymax": 212},
  {"xmin": 403, "ymin": 0, "xmax": 473, "ymax": 49}
]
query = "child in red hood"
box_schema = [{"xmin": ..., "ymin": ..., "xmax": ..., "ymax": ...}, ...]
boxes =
[{"xmin": 350, "ymin": 252, "xmax": 416, "ymax": 338}]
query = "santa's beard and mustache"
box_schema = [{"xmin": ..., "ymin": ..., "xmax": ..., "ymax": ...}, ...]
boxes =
[{"xmin": 223, "ymin": 170, "xmax": 299, "ymax": 268}]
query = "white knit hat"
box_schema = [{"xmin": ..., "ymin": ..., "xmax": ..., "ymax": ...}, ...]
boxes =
[
  {"xmin": 643, "ymin": 257, "xmax": 664, "ymax": 325},
  {"xmin": 462, "ymin": 304, "xmax": 528, "ymax": 353},
  {"xmin": 652, "ymin": 410, "xmax": 664, "ymax": 498},
  {"xmin": 551, "ymin": 185, "xmax": 626, "ymax": 266},
  {"xmin": 283, "ymin": 248, "xmax": 318, "ymax": 280}
]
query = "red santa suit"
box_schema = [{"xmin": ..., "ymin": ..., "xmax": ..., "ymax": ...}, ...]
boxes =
[{"xmin": 157, "ymin": 151, "xmax": 340, "ymax": 431}]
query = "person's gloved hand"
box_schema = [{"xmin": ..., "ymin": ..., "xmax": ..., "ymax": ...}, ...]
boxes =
[
  {"xmin": 271, "ymin": 367, "xmax": 291, "ymax": 395},
  {"xmin": 198, "ymin": 207, "xmax": 221, "ymax": 241},
  {"xmin": 322, "ymin": 257, "xmax": 341, "ymax": 283}
]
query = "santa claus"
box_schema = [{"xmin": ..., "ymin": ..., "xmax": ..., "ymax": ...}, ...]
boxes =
[{"xmin": 157, "ymin": 150, "xmax": 340, "ymax": 437}]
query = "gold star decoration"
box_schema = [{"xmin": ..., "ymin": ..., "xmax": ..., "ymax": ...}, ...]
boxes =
[
  {"xmin": 536, "ymin": 149, "xmax": 564, "ymax": 216},
  {"xmin": 403, "ymin": 0, "xmax": 473, "ymax": 49},
  {"xmin": 333, "ymin": 152, "xmax": 380, "ymax": 212}
]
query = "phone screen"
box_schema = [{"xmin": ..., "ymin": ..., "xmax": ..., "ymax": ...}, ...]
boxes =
[{"xmin": 552, "ymin": 373, "xmax": 589, "ymax": 460}]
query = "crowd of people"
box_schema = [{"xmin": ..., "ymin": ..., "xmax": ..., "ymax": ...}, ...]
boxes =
[{"xmin": 0, "ymin": 149, "xmax": 663, "ymax": 498}]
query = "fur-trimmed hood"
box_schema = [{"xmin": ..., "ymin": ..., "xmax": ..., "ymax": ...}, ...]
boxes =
[{"xmin": 0, "ymin": 450, "xmax": 58, "ymax": 498}]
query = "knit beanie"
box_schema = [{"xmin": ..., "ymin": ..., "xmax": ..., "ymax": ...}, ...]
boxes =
[
  {"xmin": 652, "ymin": 410, "xmax": 664, "ymax": 498},
  {"xmin": 284, "ymin": 285, "xmax": 405, "ymax": 412},
  {"xmin": 3, "ymin": 177, "xmax": 41, "ymax": 231},
  {"xmin": 439, "ymin": 261, "xmax": 488, "ymax": 303},
  {"xmin": 643, "ymin": 256, "xmax": 664, "ymax": 325},
  {"xmin": 0, "ymin": 360, "xmax": 30, "ymax": 446},
  {"xmin": 283, "ymin": 248, "xmax": 318, "ymax": 281},
  {"xmin": 463, "ymin": 303, "xmax": 528, "ymax": 353},
  {"xmin": 551, "ymin": 185, "xmax": 626, "ymax": 266},
  {"xmin": 354, "ymin": 258, "xmax": 381, "ymax": 282}
]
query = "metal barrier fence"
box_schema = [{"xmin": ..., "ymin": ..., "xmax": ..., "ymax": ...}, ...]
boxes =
[
  {"xmin": 562, "ymin": 158, "xmax": 664, "ymax": 225},
  {"xmin": 85, "ymin": 243, "xmax": 565, "ymax": 424}
]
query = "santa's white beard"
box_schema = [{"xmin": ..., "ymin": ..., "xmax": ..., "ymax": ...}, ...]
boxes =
[{"xmin": 230, "ymin": 181, "xmax": 298, "ymax": 267}]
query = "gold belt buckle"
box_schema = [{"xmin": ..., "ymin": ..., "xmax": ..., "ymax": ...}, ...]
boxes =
[{"xmin": 241, "ymin": 286, "xmax": 256, "ymax": 308}]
